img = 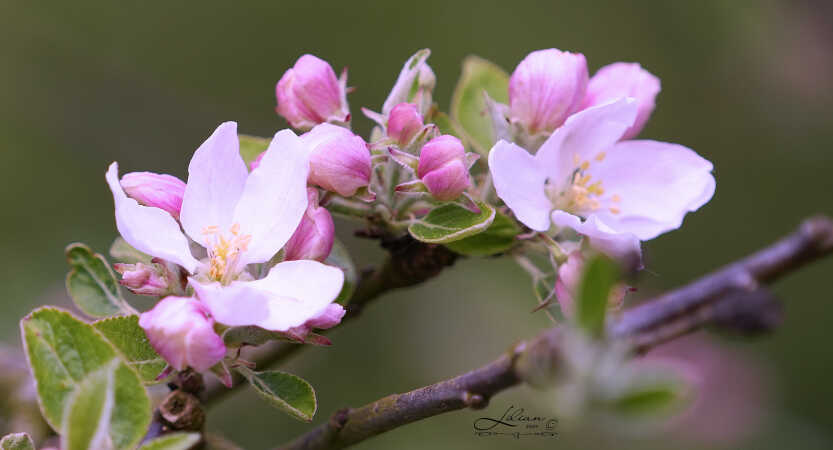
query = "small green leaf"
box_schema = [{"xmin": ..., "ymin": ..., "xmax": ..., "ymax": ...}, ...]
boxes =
[
  {"xmin": 20, "ymin": 307, "xmax": 119, "ymax": 429},
  {"xmin": 408, "ymin": 201, "xmax": 496, "ymax": 244},
  {"xmin": 109, "ymin": 237, "xmax": 151, "ymax": 264},
  {"xmin": 223, "ymin": 326, "xmax": 294, "ymax": 347},
  {"xmin": 138, "ymin": 432, "xmax": 201, "ymax": 450},
  {"xmin": 94, "ymin": 316, "xmax": 167, "ymax": 384},
  {"xmin": 382, "ymin": 49, "xmax": 431, "ymax": 114},
  {"xmin": 0, "ymin": 433, "xmax": 34, "ymax": 450},
  {"xmin": 445, "ymin": 211, "xmax": 520, "ymax": 256},
  {"xmin": 610, "ymin": 368, "xmax": 691, "ymax": 418},
  {"xmin": 450, "ymin": 56, "xmax": 510, "ymax": 155},
  {"xmin": 575, "ymin": 256, "xmax": 620, "ymax": 338},
  {"xmin": 65, "ymin": 243, "xmax": 134, "ymax": 318},
  {"xmin": 238, "ymin": 368, "xmax": 317, "ymax": 422},
  {"xmin": 428, "ymin": 111, "xmax": 464, "ymax": 140},
  {"xmin": 61, "ymin": 359, "xmax": 151, "ymax": 450},
  {"xmin": 325, "ymin": 239, "xmax": 357, "ymax": 305},
  {"xmin": 239, "ymin": 134, "xmax": 270, "ymax": 167}
]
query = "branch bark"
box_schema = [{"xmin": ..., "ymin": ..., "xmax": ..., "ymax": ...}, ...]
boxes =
[{"xmin": 276, "ymin": 216, "xmax": 833, "ymax": 450}]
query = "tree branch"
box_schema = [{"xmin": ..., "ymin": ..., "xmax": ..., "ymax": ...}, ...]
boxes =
[{"xmin": 276, "ymin": 216, "xmax": 833, "ymax": 450}]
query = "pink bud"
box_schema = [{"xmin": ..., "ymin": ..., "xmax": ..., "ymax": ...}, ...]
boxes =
[
  {"xmin": 555, "ymin": 251, "xmax": 627, "ymax": 319},
  {"xmin": 276, "ymin": 54, "xmax": 349, "ymax": 130},
  {"xmin": 387, "ymin": 103, "xmax": 424, "ymax": 146},
  {"xmin": 509, "ymin": 49, "xmax": 588, "ymax": 134},
  {"xmin": 302, "ymin": 123, "xmax": 371, "ymax": 197},
  {"xmin": 582, "ymin": 62, "xmax": 660, "ymax": 140},
  {"xmin": 138, "ymin": 296, "xmax": 226, "ymax": 372},
  {"xmin": 283, "ymin": 189, "xmax": 335, "ymax": 262},
  {"xmin": 120, "ymin": 172, "xmax": 186, "ymax": 219},
  {"xmin": 285, "ymin": 303, "xmax": 346, "ymax": 342},
  {"xmin": 417, "ymin": 135, "xmax": 471, "ymax": 201},
  {"xmin": 114, "ymin": 262, "xmax": 169, "ymax": 296}
]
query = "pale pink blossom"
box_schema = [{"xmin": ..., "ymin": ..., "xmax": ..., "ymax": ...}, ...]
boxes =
[
  {"xmin": 418, "ymin": 135, "xmax": 471, "ymax": 201},
  {"xmin": 509, "ymin": 49, "xmax": 588, "ymax": 135},
  {"xmin": 138, "ymin": 296, "xmax": 226, "ymax": 372},
  {"xmin": 582, "ymin": 62, "xmax": 661, "ymax": 139},
  {"xmin": 302, "ymin": 123, "xmax": 371, "ymax": 197},
  {"xmin": 276, "ymin": 54, "xmax": 349, "ymax": 130},
  {"xmin": 283, "ymin": 188, "xmax": 335, "ymax": 262},
  {"xmin": 120, "ymin": 172, "xmax": 186, "ymax": 220}
]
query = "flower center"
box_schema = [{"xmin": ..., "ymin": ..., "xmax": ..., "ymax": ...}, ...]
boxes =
[
  {"xmin": 202, "ymin": 223, "xmax": 251, "ymax": 284},
  {"xmin": 545, "ymin": 152, "xmax": 621, "ymax": 216}
]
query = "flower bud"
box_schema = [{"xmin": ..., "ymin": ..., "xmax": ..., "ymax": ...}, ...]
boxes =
[
  {"xmin": 555, "ymin": 251, "xmax": 628, "ymax": 319},
  {"xmin": 387, "ymin": 103, "xmax": 424, "ymax": 146},
  {"xmin": 302, "ymin": 123, "xmax": 371, "ymax": 197},
  {"xmin": 114, "ymin": 262, "xmax": 170, "ymax": 296},
  {"xmin": 275, "ymin": 54, "xmax": 349, "ymax": 130},
  {"xmin": 582, "ymin": 62, "xmax": 661, "ymax": 140},
  {"xmin": 285, "ymin": 303, "xmax": 346, "ymax": 342},
  {"xmin": 120, "ymin": 172, "xmax": 186, "ymax": 219},
  {"xmin": 283, "ymin": 189, "xmax": 335, "ymax": 262},
  {"xmin": 138, "ymin": 296, "xmax": 226, "ymax": 372},
  {"xmin": 417, "ymin": 135, "xmax": 471, "ymax": 201},
  {"xmin": 508, "ymin": 49, "xmax": 588, "ymax": 135}
]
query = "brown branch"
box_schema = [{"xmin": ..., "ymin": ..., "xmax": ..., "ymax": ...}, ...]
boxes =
[{"xmin": 275, "ymin": 216, "xmax": 833, "ymax": 450}]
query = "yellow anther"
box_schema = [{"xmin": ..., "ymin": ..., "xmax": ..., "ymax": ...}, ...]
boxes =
[
  {"xmin": 609, "ymin": 207, "xmax": 621, "ymax": 215},
  {"xmin": 595, "ymin": 152, "xmax": 606, "ymax": 162},
  {"xmin": 580, "ymin": 161, "xmax": 590, "ymax": 171},
  {"xmin": 612, "ymin": 194, "xmax": 622, "ymax": 203},
  {"xmin": 587, "ymin": 181, "xmax": 604, "ymax": 196}
]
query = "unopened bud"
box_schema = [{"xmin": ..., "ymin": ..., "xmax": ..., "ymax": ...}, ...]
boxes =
[
  {"xmin": 120, "ymin": 172, "xmax": 186, "ymax": 220},
  {"xmin": 276, "ymin": 54, "xmax": 350, "ymax": 130},
  {"xmin": 582, "ymin": 62, "xmax": 660, "ymax": 140},
  {"xmin": 387, "ymin": 103, "xmax": 424, "ymax": 146},
  {"xmin": 303, "ymin": 123, "xmax": 371, "ymax": 197},
  {"xmin": 114, "ymin": 262, "xmax": 170, "ymax": 296},
  {"xmin": 283, "ymin": 189, "xmax": 335, "ymax": 262},
  {"xmin": 417, "ymin": 135, "xmax": 471, "ymax": 201}
]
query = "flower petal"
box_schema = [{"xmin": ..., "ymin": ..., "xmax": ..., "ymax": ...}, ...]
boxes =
[
  {"xmin": 488, "ymin": 140, "xmax": 552, "ymax": 231},
  {"xmin": 106, "ymin": 163, "xmax": 199, "ymax": 273},
  {"xmin": 233, "ymin": 129, "xmax": 311, "ymax": 265},
  {"xmin": 587, "ymin": 140, "xmax": 715, "ymax": 240},
  {"xmin": 192, "ymin": 260, "xmax": 344, "ymax": 332},
  {"xmin": 180, "ymin": 122, "xmax": 249, "ymax": 246},
  {"xmin": 535, "ymin": 98, "xmax": 638, "ymax": 183},
  {"xmin": 551, "ymin": 210, "xmax": 642, "ymax": 264}
]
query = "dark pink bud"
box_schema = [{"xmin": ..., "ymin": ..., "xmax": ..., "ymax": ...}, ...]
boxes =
[
  {"xmin": 283, "ymin": 189, "xmax": 335, "ymax": 262},
  {"xmin": 417, "ymin": 135, "xmax": 471, "ymax": 201},
  {"xmin": 120, "ymin": 172, "xmax": 186, "ymax": 220},
  {"xmin": 387, "ymin": 102, "xmax": 424, "ymax": 146},
  {"xmin": 276, "ymin": 54, "xmax": 349, "ymax": 130},
  {"xmin": 302, "ymin": 123, "xmax": 371, "ymax": 197},
  {"xmin": 114, "ymin": 262, "xmax": 170, "ymax": 296}
]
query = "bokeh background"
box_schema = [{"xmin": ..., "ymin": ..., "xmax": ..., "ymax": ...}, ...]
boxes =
[{"xmin": 2, "ymin": 0, "xmax": 832, "ymax": 448}]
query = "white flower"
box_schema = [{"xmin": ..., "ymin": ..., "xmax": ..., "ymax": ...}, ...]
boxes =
[
  {"xmin": 489, "ymin": 98, "xmax": 715, "ymax": 261},
  {"xmin": 106, "ymin": 121, "xmax": 344, "ymax": 332}
]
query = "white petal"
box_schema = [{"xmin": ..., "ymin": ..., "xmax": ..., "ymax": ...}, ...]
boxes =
[
  {"xmin": 106, "ymin": 163, "xmax": 199, "ymax": 273},
  {"xmin": 588, "ymin": 140, "xmax": 715, "ymax": 240},
  {"xmin": 488, "ymin": 140, "xmax": 552, "ymax": 231},
  {"xmin": 180, "ymin": 122, "xmax": 249, "ymax": 246},
  {"xmin": 233, "ymin": 130, "xmax": 311, "ymax": 265},
  {"xmin": 551, "ymin": 210, "xmax": 642, "ymax": 264},
  {"xmin": 535, "ymin": 98, "xmax": 638, "ymax": 183},
  {"xmin": 192, "ymin": 260, "xmax": 343, "ymax": 331}
]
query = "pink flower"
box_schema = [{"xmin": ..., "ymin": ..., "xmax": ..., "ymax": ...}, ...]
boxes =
[
  {"xmin": 113, "ymin": 262, "xmax": 170, "ymax": 296},
  {"xmin": 509, "ymin": 49, "xmax": 588, "ymax": 135},
  {"xmin": 283, "ymin": 188, "xmax": 335, "ymax": 262},
  {"xmin": 387, "ymin": 102, "xmax": 424, "ymax": 146},
  {"xmin": 417, "ymin": 135, "xmax": 471, "ymax": 201},
  {"xmin": 276, "ymin": 54, "xmax": 349, "ymax": 130},
  {"xmin": 302, "ymin": 123, "xmax": 371, "ymax": 197},
  {"xmin": 120, "ymin": 172, "xmax": 186, "ymax": 220},
  {"xmin": 582, "ymin": 62, "xmax": 661, "ymax": 140},
  {"xmin": 138, "ymin": 296, "xmax": 226, "ymax": 372}
]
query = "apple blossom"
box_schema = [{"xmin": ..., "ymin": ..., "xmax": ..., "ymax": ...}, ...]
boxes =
[
  {"xmin": 106, "ymin": 121, "xmax": 345, "ymax": 336},
  {"xmin": 276, "ymin": 54, "xmax": 350, "ymax": 130},
  {"xmin": 509, "ymin": 48, "xmax": 588, "ymax": 135},
  {"xmin": 303, "ymin": 123, "xmax": 372, "ymax": 197},
  {"xmin": 387, "ymin": 102, "xmax": 424, "ymax": 146},
  {"xmin": 417, "ymin": 135, "xmax": 472, "ymax": 201},
  {"xmin": 138, "ymin": 296, "xmax": 226, "ymax": 372},
  {"xmin": 120, "ymin": 172, "xmax": 186, "ymax": 220},
  {"xmin": 283, "ymin": 188, "xmax": 335, "ymax": 262},
  {"xmin": 489, "ymin": 98, "xmax": 715, "ymax": 261},
  {"xmin": 582, "ymin": 62, "xmax": 661, "ymax": 140}
]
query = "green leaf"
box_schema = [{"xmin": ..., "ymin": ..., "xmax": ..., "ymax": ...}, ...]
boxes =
[
  {"xmin": 445, "ymin": 211, "xmax": 520, "ymax": 256},
  {"xmin": 138, "ymin": 433, "xmax": 201, "ymax": 450},
  {"xmin": 65, "ymin": 243, "xmax": 134, "ymax": 318},
  {"xmin": 238, "ymin": 368, "xmax": 317, "ymax": 422},
  {"xmin": 61, "ymin": 359, "xmax": 151, "ymax": 450},
  {"xmin": 450, "ymin": 56, "xmax": 509, "ymax": 155},
  {"xmin": 222, "ymin": 326, "xmax": 294, "ymax": 347},
  {"xmin": 94, "ymin": 316, "xmax": 167, "ymax": 384},
  {"xmin": 239, "ymin": 134, "xmax": 270, "ymax": 167},
  {"xmin": 109, "ymin": 237, "xmax": 151, "ymax": 264},
  {"xmin": 610, "ymin": 368, "xmax": 691, "ymax": 418},
  {"xmin": 20, "ymin": 307, "xmax": 120, "ymax": 429},
  {"xmin": 325, "ymin": 239, "xmax": 357, "ymax": 305},
  {"xmin": 0, "ymin": 433, "xmax": 34, "ymax": 450},
  {"xmin": 428, "ymin": 111, "xmax": 464, "ymax": 140},
  {"xmin": 408, "ymin": 201, "xmax": 496, "ymax": 244},
  {"xmin": 575, "ymin": 256, "xmax": 620, "ymax": 338}
]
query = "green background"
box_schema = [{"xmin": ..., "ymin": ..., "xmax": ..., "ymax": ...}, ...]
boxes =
[{"xmin": 1, "ymin": 1, "xmax": 832, "ymax": 448}]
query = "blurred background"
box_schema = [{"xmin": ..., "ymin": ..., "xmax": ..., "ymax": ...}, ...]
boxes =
[{"xmin": 2, "ymin": 0, "xmax": 832, "ymax": 448}]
